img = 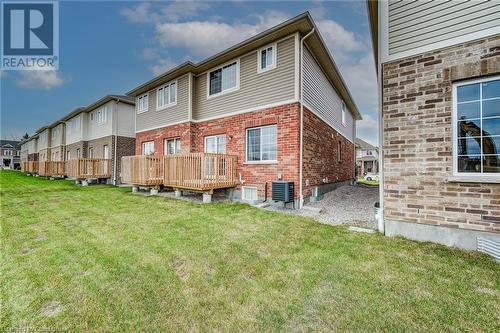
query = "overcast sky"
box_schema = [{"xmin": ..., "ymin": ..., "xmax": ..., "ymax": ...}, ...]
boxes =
[{"xmin": 0, "ymin": 0, "xmax": 378, "ymax": 145}]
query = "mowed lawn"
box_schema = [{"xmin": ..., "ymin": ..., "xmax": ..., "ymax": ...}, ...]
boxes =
[{"xmin": 1, "ymin": 171, "xmax": 499, "ymax": 332}]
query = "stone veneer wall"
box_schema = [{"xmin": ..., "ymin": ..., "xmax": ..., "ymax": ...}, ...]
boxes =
[{"xmin": 382, "ymin": 35, "xmax": 500, "ymax": 234}]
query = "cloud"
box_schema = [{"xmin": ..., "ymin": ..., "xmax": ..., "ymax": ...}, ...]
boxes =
[
  {"xmin": 148, "ymin": 58, "xmax": 179, "ymax": 76},
  {"xmin": 356, "ymin": 113, "xmax": 379, "ymax": 146},
  {"xmin": 120, "ymin": 1, "xmax": 210, "ymax": 24},
  {"xmin": 120, "ymin": 2, "xmax": 152, "ymax": 24},
  {"xmin": 16, "ymin": 69, "xmax": 66, "ymax": 90}
]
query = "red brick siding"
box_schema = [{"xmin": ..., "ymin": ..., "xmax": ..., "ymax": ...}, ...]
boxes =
[
  {"xmin": 382, "ymin": 35, "xmax": 500, "ymax": 233},
  {"xmin": 136, "ymin": 122, "xmax": 194, "ymax": 156},
  {"xmin": 302, "ymin": 107, "xmax": 355, "ymax": 196}
]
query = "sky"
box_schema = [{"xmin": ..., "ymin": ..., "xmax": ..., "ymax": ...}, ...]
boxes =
[{"xmin": 0, "ymin": 0, "xmax": 378, "ymax": 145}]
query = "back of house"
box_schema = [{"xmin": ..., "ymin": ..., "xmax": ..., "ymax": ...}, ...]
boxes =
[
  {"xmin": 127, "ymin": 12, "xmax": 361, "ymax": 205},
  {"xmin": 368, "ymin": 0, "xmax": 500, "ymax": 251}
]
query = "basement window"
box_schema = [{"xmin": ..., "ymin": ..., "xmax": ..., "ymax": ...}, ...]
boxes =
[
  {"xmin": 242, "ymin": 186, "xmax": 257, "ymax": 201},
  {"xmin": 453, "ymin": 76, "xmax": 500, "ymax": 176}
]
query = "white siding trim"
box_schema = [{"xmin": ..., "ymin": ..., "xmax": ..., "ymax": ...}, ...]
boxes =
[
  {"xmin": 188, "ymin": 72, "xmax": 193, "ymax": 122},
  {"xmin": 135, "ymin": 99, "xmax": 298, "ymax": 133},
  {"xmin": 303, "ymin": 101, "xmax": 354, "ymax": 144}
]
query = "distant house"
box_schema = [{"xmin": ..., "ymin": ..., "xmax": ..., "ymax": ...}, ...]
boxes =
[
  {"xmin": 0, "ymin": 140, "xmax": 21, "ymax": 169},
  {"xmin": 355, "ymin": 138, "xmax": 379, "ymax": 176},
  {"xmin": 367, "ymin": 0, "xmax": 500, "ymax": 250},
  {"xmin": 125, "ymin": 12, "xmax": 361, "ymax": 205}
]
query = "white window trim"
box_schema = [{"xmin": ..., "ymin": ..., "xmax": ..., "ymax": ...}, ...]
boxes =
[
  {"xmin": 452, "ymin": 75, "xmax": 500, "ymax": 180},
  {"xmin": 257, "ymin": 43, "xmax": 277, "ymax": 74},
  {"xmin": 142, "ymin": 141, "xmax": 155, "ymax": 156},
  {"xmin": 204, "ymin": 134, "xmax": 226, "ymax": 154},
  {"xmin": 137, "ymin": 93, "xmax": 149, "ymax": 114},
  {"xmin": 206, "ymin": 59, "xmax": 240, "ymax": 100},
  {"xmin": 241, "ymin": 186, "xmax": 258, "ymax": 201},
  {"xmin": 341, "ymin": 101, "xmax": 347, "ymax": 127},
  {"xmin": 96, "ymin": 106, "xmax": 108, "ymax": 126},
  {"xmin": 164, "ymin": 138, "xmax": 181, "ymax": 155},
  {"xmin": 156, "ymin": 80, "xmax": 178, "ymax": 111},
  {"xmin": 245, "ymin": 124, "xmax": 278, "ymax": 164}
]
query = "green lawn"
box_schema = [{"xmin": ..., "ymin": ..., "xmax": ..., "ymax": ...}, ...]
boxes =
[
  {"xmin": 1, "ymin": 170, "xmax": 499, "ymax": 332},
  {"xmin": 357, "ymin": 176, "xmax": 379, "ymax": 186}
]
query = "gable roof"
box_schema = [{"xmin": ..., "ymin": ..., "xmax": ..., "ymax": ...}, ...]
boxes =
[
  {"xmin": 0, "ymin": 140, "xmax": 21, "ymax": 149},
  {"xmin": 127, "ymin": 12, "xmax": 361, "ymax": 120},
  {"xmin": 355, "ymin": 137, "xmax": 377, "ymax": 149}
]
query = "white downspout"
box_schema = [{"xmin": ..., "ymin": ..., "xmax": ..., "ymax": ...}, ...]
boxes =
[
  {"xmin": 113, "ymin": 99, "xmax": 119, "ymax": 185},
  {"xmin": 299, "ymin": 28, "xmax": 315, "ymax": 209}
]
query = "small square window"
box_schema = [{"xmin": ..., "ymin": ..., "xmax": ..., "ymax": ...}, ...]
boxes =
[
  {"xmin": 242, "ymin": 186, "xmax": 258, "ymax": 201},
  {"xmin": 258, "ymin": 43, "xmax": 277, "ymax": 73}
]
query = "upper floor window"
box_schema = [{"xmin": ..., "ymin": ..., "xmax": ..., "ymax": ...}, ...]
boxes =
[
  {"xmin": 454, "ymin": 76, "xmax": 500, "ymax": 176},
  {"xmin": 142, "ymin": 141, "xmax": 155, "ymax": 156},
  {"xmin": 367, "ymin": 150, "xmax": 373, "ymax": 156},
  {"xmin": 258, "ymin": 44, "xmax": 276, "ymax": 73},
  {"xmin": 208, "ymin": 60, "xmax": 239, "ymax": 97},
  {"xmin": 341, "ymin": 101, "xmax": 347, "ymax": 126},
  {"xmin": 205, "ymin": 134, "xmax": 226, "ymax": 154},
  {"xmin": 164, "ymin": 138, "xmax": 181, "ymax": 155},
  {"xmin": 137, "ymin": 94, "xmax": 149, "ymax": 113},
  {"xmin": 157, "ymin": 82, "xmax": 177, "ymax": 109},
  {"xmin": 4, "ymin": 149, "xmax": 12, "ymax": 156},
  {"xmin": 246, "ymin": 125, "xmax": 277, "ymax": 162},
  {"xmin": 96, "ymin": 106, "xmax": 107, "ymax": 125}
]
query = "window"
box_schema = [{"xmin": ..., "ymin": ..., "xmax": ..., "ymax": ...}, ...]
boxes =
[
  {"xmin": 367, "ymin": 150, "xmax": 372, "ymax": 156},
  {"xmin": 258, "ymin": 44, "xmax": 276, "ymax": 73},
  {"xmin": 337, "ymin": 141, "xmax": 342, "ymax": 163},
  {"xmin": 208, "ymin": 61, "xmax": 239, "ymax": 97},
  {"xmin": 90, "ymin": 112, "xmax": 94, "ymax": 121},
  {"xmin": 103, "ymin": 145, "xmax": 109, "ymax": 159},
  {"xmin": 242, "ymin": 186, "xmax": 258, "ymax": 201},
  {"xmin": 137, "ymin": 94, "xmax": 149, "ymax": 113},
  {"xmin": 157, "ymin": 81, "xmax": 177, "ymax": 109},
  {"xmin": 76, "ymin": 148, "xmax": 81, "ymax": 158},
  {"xmin": 454, "ymin": 76, "xmax": 500, "ymax": 175},
  {"xmin": 164, "ymin": 138, "xmax": 181, "ymax": 155},
  {"xmin": 246, "ymin": 125, "xmax": 277, "ymax": 162},
  {"xmin": 66, "ymin": 151, "xmax": 71, "ymax": 160},
  {"xmin": 142, "ymin": 141, "xmax": 155, "ymax": 156},
  {"xmin": 5, "ymin": 149, "xmax": 12, "ymax": 156},
  {"xmin": 96, "ymin": 107, "xmax": 107, "ymax": 125},
  {"xmin": 341, "ymin": 101, "xmax": 346, "ymax": 126},
  {"xmin": 88, "ymin": 147, "xmax": 94, "ymax": 158},
  {"xmin": 204, "ymin": 134, "xmax": 226, "ymax": 154}
]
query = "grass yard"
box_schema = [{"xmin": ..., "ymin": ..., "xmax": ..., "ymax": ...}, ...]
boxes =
[
  {"xmin": 1, "ymin": 170, "xmax": 499, "ymax": 332},
  {"xmin": 357, "ymin": 176, "xmax": 379, "ymax": 186}
]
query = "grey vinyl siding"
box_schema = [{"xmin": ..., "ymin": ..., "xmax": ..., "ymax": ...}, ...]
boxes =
[
  {"xmin": 388, "ymin": 0, "xmax": 500, "ymax": 54},
  {"xmin": 193, "ymin": 35, "xmax": 296, "ymax": 120},
  {"xmin": 303, "ymin": 47, "xmax": 354, "ymax": 142},
  {"xmin": 136, "ymin": 74, "xmax": 190, "ymax": 132},
  {"xmin": 115, "ymin": 103, "xmax": 135, "ymax": 138}
]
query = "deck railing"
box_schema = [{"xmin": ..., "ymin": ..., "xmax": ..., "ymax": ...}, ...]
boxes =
[
  {"xmin": 26, "ymin": 161, "xmax": 38, "ymax": 174},
  {"xmin": 66, "ymin": 158, "xmax": 112, "ymax": 179},
  {"xmin": 121, "ymin": 155, "xmax": 163, "ymax": 186},
  {"xmin": 38, "ymin": 161, "xmax": 66, "ymax": 177},
  {"xmin": 164, "ymin": 153, "xmax": 238, "ymax": 191}
]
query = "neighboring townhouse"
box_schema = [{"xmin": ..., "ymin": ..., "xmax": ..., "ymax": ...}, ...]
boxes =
[
  {"xmin": 36, "ymin": 126, "xmax": 51, "ymax": 162},
  {"xmin": 368, "ymin": 0, "xmax": 500, "ymax": 249},
  {"xmin": 127, "ymin": 12, "xmax": 360, "ymax": 206},
  {"xmin": 20, "ymin": 139, "xmax": 28, "ymax": 166},
  {"xmin": 26, "ymin": 135, "xmax": 38, "ymax": 161},
  {"xmin": 355, "ymin": 138, "xmax": 379, "ymax": 175},
  {"xmin": 49, "ymin": 121, "xmax": 65, "ymax": 161},
  {"xmin": 63, "ymin": 95, "xmax": 136, "ymax": 183},
  {"xmin": 0, "ymin": 140, "xmax": 21, "ymax": 169}
]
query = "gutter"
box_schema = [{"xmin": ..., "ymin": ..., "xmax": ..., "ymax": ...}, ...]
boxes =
[{"xmin": 299, "ymin": 28, "xmax": 315, "ymax": 209}]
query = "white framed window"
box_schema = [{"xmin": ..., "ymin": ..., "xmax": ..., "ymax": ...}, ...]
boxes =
[
  {"xmin": 246, "ymin": 125, "xmax": 277, "ymax": 163},
  {"xmin": 90, "ymin": 112, "xmax": 94, "ymax": 121},
  {"xmin": 204, "ymin": 134, "xmax": 226, "ymax": 154},
  {"xmin": 103, "ymin": 145, "xmax": 109, "ymax": 159},
  {"xmin": 76, "ymin": 148, "xmax": 81, "ymax": 158},
  {"xmin": 137, "ymin": 94, "xmax": 149, "ymax": 113},
  {"xmin": 88, "ymin": 147, "xmax": 94, "ymax": 158},
  {"xmin": 207, "ymin": 60, "xmax": 240, "ymax": 98},
  {"xmin": 341, "ymin": 101, "xmax": 346, "ymax": 126},
  {"xmin": 453, "ymin": 76, "xmax": 500, "ymax": 176},
  {"xmin": 157, "ymin": 81, "xmax": 177, "ymax": 110},
  {"xmin": 242, "ymin": 186, "xmax": 258, "ymax": 201},
  {"xmin": 257, "ymin": 43, "xmax": 277, "ymax": 73},
  {"xmin": 96, "ymin": 106, "xmax": 107, "ymax": 125},
  {"xmin": 66, "ymin": 151, "xmax": 71, "ymax": 160},
  {"xmin": 142, "ymin": 141, "xmax": 155, "ymax": 156},
  {"xmin": 164, "ymin": 138, "xmax": 181, "ymax": 155}
]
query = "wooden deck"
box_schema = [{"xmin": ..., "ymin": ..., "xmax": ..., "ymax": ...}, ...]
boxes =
[
  {"xmin": 121, "ymin": 153, "xmax": 238, "ymax": 191},
  {"xmin": 66, "ymin": 158, "xmax": 112, "ymax": 179},
  {"xmin": 121, "ymin": 156, "xmax": 164, "ymax": 186},
  {"xmin": 24, "ymin": 161, "xmax": 39, "ymax": 174}
]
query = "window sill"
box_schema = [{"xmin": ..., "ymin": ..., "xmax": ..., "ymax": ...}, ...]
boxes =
[
  {"xmin": 207, "ymin": 87, "xmax": 239, "ymax": 100},
  {"xmin": 257, "ymin": 65, "xmax": 276, "ymax": 74},
  {"xmin": 244, "ymin": 161, "xmax": 278, "ymax": 165},
  {"xmin": 137, "ymin": 109, "xmax": 148, "ymax": 114},
  {"xmin": 156, "ymin": 103, "xmax": 177, "ymax": 111},
  {"xmin": 446, "ymin": 176, "xmax": 500, "ymax": 184}
]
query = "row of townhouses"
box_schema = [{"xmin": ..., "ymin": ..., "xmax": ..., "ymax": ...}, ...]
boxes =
[{"xmin": 21, "ymin": 13, "xmax": 360, "ymax": 206}]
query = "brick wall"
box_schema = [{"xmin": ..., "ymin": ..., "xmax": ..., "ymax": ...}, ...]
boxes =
[
  {"xmin": 303, "ymin": 107, "xmax": 355, "ymax": 196},
  {"xmin": 115, "ymin": 136, "xmax": 135, "ymax": 182},
  {"xmin": 28, "ymin": 153, "xmax": 38, "ymax": 162},
  {"xmin": 38, "ymin": 148, "xmax": 50, "ymax": 162},
  {"xmin": 87, "ymin": 136, "xmax": 113, "ymax": 159},
  {"xmin": 382, "ymin": 35, "xmax": 500, "ymax": 233},
  {"xmin": 135, "ymin": 102, "xmax": 355, "ymax": 200},
  {"xmin": 66, "ymin": 141, "xmax": 87, "ymax": 159}
]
